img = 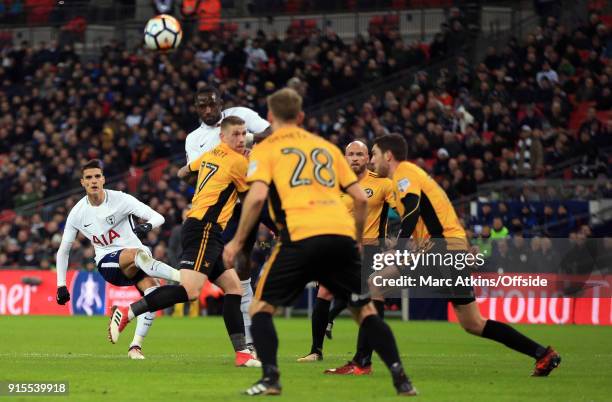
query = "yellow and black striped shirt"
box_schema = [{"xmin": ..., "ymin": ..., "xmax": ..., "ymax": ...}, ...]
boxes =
[
  {"xmin": 186, "ymin": 142, "xmax": 248, "ymax": 228},
  {"xmin": 393, "ymin": 161, "xmax": 466, "ymax": 243}
]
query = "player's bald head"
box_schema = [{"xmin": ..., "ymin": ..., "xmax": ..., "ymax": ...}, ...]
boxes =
[
  {"xmin": 345, "ymin": 141, "xmax": 369, "ymax": 175},
  {"xmin": 345, "ymin": 141, "xmax": 369, "ymax": 156}
]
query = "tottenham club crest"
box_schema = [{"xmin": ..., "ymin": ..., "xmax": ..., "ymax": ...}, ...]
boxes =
[
  {"xmin": 106, "ymin": 215, "xmax": 116, "ymax": 225},
  {"xmin": 364, "ymin": 188, "xmax": 374, "ymax": 198}
]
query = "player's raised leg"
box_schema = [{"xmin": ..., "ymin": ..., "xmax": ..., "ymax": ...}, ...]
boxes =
[
  {"xmin": 133, "ymin": 249, "xmax": 182, "ymax": 283},
  {"xmin": 108, "ymin": 270, "xmax": 194, "ymax": 344},
  {"xmin": 453, "ymin": 300, "xmax": 561, "ymax": 376},
  {"xmin": 106, "ymin": 247, "xmax": 183, "ymax": 345}
]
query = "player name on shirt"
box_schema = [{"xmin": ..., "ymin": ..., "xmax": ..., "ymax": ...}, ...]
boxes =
[
  {"xmin": 186, "ymin": 142, "xmax": 249, "ymax": 228},
  {"xmin": 247, "ymin": 126, "xmax": 357, "ymax": 242}
]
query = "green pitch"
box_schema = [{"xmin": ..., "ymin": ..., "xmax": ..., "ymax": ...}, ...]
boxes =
[{"xmin": 0, "ymin": 315, "xmax": 610, "ymax": 402}]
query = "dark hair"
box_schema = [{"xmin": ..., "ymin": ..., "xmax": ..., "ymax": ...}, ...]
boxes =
[
  {"xmin": 81, "ymin": 159, "xmax": 104, "ymax": 174},
  {"xmin": 374, "ymin": 134, "xmax": 408, "ymax": 161},
  {"xmin": 220, "ymin": 116, "xmax": 245, "ymax": 130}
]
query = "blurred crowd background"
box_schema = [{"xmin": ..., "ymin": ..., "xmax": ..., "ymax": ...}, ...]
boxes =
[{"xmin": 0, "ymin": 1, "xmax": 610, "ymax": 285}]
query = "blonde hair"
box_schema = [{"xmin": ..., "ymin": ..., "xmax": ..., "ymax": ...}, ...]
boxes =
[
  {"xmin": 220, "ymin": 115, "xmax": 245, "ymax": 131},
  {"xmin": 266, "ymin": 88, "xmax": 303, "ymax": 122}
]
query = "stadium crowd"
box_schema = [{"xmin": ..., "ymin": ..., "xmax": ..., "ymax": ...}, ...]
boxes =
[{"xmin": 0, "ymin": 11, "xmax": 610, "ymax": 270}]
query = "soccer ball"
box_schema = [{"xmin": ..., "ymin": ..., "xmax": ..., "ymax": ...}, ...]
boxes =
[{"xmin": 144, "ymin": 14, "xmax": 182, "ymax": 51}]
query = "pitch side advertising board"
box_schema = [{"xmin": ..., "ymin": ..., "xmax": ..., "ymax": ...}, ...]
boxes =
[
  {"xmin": 1, "ymin": 270, "xmax": 610, "ymax": 324},
  {"xmin": 0, "ymin": 270, "xmax": 142, "ymax": 316}
]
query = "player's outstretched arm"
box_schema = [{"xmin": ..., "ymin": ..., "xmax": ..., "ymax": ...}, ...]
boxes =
[
  {"xmin": 55, "ymin": 215, "xmax": 78, "ymax": 305},
  {"xmin": 56, "ymin": 240, "xmax": 72, "ymax": 305},
  {"xmin": 345, "ymin": 182, "xmax": 368, "ymax": 245}
]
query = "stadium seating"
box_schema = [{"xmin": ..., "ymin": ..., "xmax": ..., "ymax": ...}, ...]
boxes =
[{"xmin": 0, "ymin": 10, "xmax": 609, "ymax": 268}]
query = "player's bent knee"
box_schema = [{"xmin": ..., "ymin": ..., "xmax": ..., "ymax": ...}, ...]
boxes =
[
  {"xmin": 349, "ymin": 302, "xmax": 377, "ymax": 325},
  {"xmin": 215, "ymin": 269, "xmax": 242, "ymax": 294},
  {"xmin": 249, "ymin": 299, "xmax": 275, "ymax": 316},
  {"xmin": 137, "ymin": 276, "xmax": 159, "ymax": 292},
  {"xmin": 317, "ymin": 286, "xmax": 333, "ymax": 300},
  {"xmin": 183, "ymin": 283, "xmax": 199, "ymax": 301},
  {"xmin": 367, "ymin": 275, "xmax": 384, "ymax": 299},
  {"xmin": 180, "ymin": 270, "xmax": 205, "ymax": 301},
  {"xmin": 454, "ymin": 303, "xmax": 486, "ymax": 335},
  {"xmin": 460, "ymin": 317, "xmax": 486, "ymax": 335},
  {"xmin": 119, "ymin": 248, "xmax": 138, "ymax": 266}
]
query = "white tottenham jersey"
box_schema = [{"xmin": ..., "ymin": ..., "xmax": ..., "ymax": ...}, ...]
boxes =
[
  {"xmin": 185, "ymin": 106, "xmax": 269, "ymax": 163},
  {"xmin": 60, "ymin": 190, "xmax": 164, "ymax": 265},
  {"xmin": 55, "ymin": 190, "xmax": 165, "ymax": 286}
]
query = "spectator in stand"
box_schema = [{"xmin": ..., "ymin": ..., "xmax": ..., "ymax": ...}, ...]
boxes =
[
  {"xmin": 479, "ymin": 204, "xmax": 494, "ymax": 227},
  {"xmin": 491, "ymin": 217, "xmax": 510, "ymax": 240},
  {"xmin": 474, "ymin": 225, "xmax": 493, "ymax": 259},
  {"xmin": 244, "ymin": 38, "xmax": 268, "ymax": 72},
  {"xmin": 536, "ymin": 61, "xmax": 559, "ymax": 85},
  {"xmin": 488, "ymin": 239, "xmax": 512, "ymax": 273},
  {"xmin": 510, "ymin": 234, "xmax": 532, "ymax": 271},
  {"xmin": 515, "ymin": 126, "xmax": 544, "ymax": 177},
  {"xmin": 548, "ymin": 205, "xmax": 575, "ymax": 237},
  {"xmin": 579, "ymin": 107, "xmax": 608, "ymax": 143},
  {"xmin": 575, "ymin": 77, "xmax": 597, "ymax": 102},
  {"xmin": 0, "ymin": 14, "xmax": 610, "ymax": 267}
]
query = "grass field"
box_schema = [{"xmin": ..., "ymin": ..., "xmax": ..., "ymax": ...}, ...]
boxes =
[{"xmin": 0, "ymin": 316, "xmax": 611, "ymax": 402}]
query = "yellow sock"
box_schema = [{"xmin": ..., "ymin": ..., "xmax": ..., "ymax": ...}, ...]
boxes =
[
  {"xmin": 189, "ymin": 300, "xmax": 199, "ymax": 317},
  {"xmin": 172, "ymin": 303, "xmax": 184, "ymax": 317}
]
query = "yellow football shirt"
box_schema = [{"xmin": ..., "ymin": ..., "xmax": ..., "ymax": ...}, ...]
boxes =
[
  {"xmin": 392, "ymin": 161, "xmax": 466, "ymax": 243},
  {"xmin": 247, "ymin": 126, "xmax": 357, "ymax": 242},
  {"xmin": 341, "ymin": 170, "xmax": 395, "ymax": 245},
  {"xmin": 186, "ymin": 142, "xmax": 248, "ymax": 229}
]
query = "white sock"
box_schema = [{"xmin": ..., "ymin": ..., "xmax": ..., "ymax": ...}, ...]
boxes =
[
  {"xmin": 240, "ymin": 279, "xmax": 253, "ymax": 344},
  {"xmin": 131, "ymin": 286, "xmax": 157, "ymax": 347},
  {"xmin": 135, "ymin": 251, "xmax": 181, "ymax": 282}
]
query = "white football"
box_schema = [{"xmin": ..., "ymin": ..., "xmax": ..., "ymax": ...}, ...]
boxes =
[{"xmin": 144, "ymin": 14, "xmax": 183, "ymax": 51}]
